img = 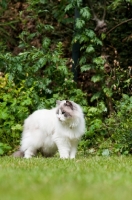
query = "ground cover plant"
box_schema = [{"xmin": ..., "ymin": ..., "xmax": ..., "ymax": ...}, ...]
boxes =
[{"xmin": 0, "ymin": 156, "xmax": 132, "ymax": 200}]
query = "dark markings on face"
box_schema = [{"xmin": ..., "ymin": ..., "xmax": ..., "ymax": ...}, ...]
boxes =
[
  {"xmin": 56, "ymin": 108, "xmax": 72, "ymax": 118},
  {"xmin": 64, "ymin": 100, "xmax": 73, "ymax": 110},
  {"xmin": 62, "ymin": 110, "xmax": 71, "ymax": 118},
  {"xmin": 56, "ymin": 100, "xmax": 75, "ymax": 120}
]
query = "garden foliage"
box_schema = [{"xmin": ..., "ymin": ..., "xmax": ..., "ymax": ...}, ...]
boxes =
[{"xmin": 0, "ymin": 0, "xmax": 132, "ymax": 155}]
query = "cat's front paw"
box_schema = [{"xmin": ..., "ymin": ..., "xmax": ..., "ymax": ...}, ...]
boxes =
[
  {"xmin": 24, "ymin": 154, "xmax": 32, "ymax": 159},
  {"xmin": 60, "ymin": 155, "xmax": 69, "ymax": 159},
  {"xmin": 69, "ymin": 155, "xmax": 75, "ymax": 159}
]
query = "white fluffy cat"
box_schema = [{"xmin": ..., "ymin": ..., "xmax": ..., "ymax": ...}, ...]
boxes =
[{"xmin": 13, "ymin": 100, "xmax": 85, "ymax": 159}]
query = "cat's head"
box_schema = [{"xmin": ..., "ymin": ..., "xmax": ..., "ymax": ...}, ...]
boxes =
[{"xmin": 56, "ymin": 100, "xmax": 77, "ymax": 123}]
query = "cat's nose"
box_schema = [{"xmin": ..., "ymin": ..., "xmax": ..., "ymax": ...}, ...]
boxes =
[{"xmin": 58, "ymin": 117, "xmax": 62, "ymax": 121}]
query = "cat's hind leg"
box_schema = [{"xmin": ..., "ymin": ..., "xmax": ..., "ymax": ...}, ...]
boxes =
[
  {"xmin": 20, "ymin": 135, "xmax": 38, "ymax": 159},
  {"xmin": 20, "ymin": 129, "xmax": 44, "ymax": 158}
]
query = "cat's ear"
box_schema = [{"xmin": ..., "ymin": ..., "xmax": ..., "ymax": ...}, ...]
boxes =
[
  {"xmin": 56, "ymin": 100, "xmax": 61, "ymax": 105},
  {"xmin": 65, "ymin": 100, "xmax": 73, "ymax": 110}
]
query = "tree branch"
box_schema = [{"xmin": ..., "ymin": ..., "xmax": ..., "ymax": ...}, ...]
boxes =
[
  {"xmin": 102, "ymin": 0, "xmax": 106, "ymax": 20},
  {"xmin": 106, "ymin": 18, "xmax": 132, "ymax": 35},
  {"xmin": 87, "ymin": 0, "xmax": 107, "ymax": 34},
  {"xmin": 87, "ymin": 0, "xmax": 99, "ymax": 22}
]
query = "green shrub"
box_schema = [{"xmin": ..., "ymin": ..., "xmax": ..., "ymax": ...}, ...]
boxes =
[
  {"xmin": 83, "ymin": 94, "xmax": 132, "ymax": 156},
  {"xmin": 0, "ymin": 43, "xmax": 88, "ymax": 155},
  {"xmin": 0, "ymin": 74, "xmax": 34, "ymax": 154},
  {"xmin": 104, "ymin": 94, "xmax": 132, "ymax": 155}
]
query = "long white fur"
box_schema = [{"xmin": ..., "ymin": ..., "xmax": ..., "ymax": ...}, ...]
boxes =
[{"xmin": 20, "ymin": 100, "xmax": 85, "ymax": 159}]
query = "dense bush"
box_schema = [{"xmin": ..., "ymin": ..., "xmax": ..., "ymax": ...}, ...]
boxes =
[
  {"xmin": 82, "ymin": 94, "xmax": 132, "ymax": 156},
  {"xmin": 0, "ymin": 43, "xmax": 87, "ymax": 155},
  {"xmin": 104, "ymin": 94, "xmax": 132, "ymax": 155},
  {"xmin": 0, "ymin": 74, "xmax": 32, "ymax": 154}
]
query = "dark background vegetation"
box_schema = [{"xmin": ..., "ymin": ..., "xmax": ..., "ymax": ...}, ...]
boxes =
[{"xmin": 0, "ymin": 0, "xmax": 132, "ymax": 156}]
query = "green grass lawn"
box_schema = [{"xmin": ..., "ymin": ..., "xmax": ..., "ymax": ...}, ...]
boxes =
[{"xmin": 0, "ymin": 155, "xmax": 132, "ymax": 200}]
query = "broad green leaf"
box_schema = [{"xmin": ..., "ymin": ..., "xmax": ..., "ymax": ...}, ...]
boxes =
[
  {"xmin": 42, "ymin": 37, "xmax": 51, "ymax": 48},
  {"xmin": 0, "ymin": 111, "xmax": 8, "ymax": 119},
  {"xmin": 79, "ymin": 56, "xmax": 86, "ymax": 65},
  {"xmin": 88, "ymin": 107, "xmax": 98, "ymax": 113},
  {"xmin": 75, "ymin": 19, "xmax": 85, "ymax": 29},
  {"xmin": 103, "ymin": 87, "xmax": 113, "ymax": 97},
  {"xmin": 81, "ymin": 64, "xmax": 92, "ymax": 72},
  {"xmin": 91, "ymin": 75, "xmax": 102, "ymax": 83},
  {"xmin": 93, "ymin": 57, "xmax": 105, "ymax": 65},
  {"xmin": 101, "ymin": 33, "xmax": 106, "ymax": 40},
  {"xmin": 65, "ymin": 3, "xmax": 73, "ymax": 12},
  {"xmin": 85, "ymin": 30, "xmax": 95, "ymax": 38},
  {"xmin": 86, "ymin": 45, "xmax": 95, "ymax": 53},
  {"xmin": 91, "ymin": 92, "xmax": 101, "ymax": 102},
  {"xmin": 80, "ymin": 7, "xmax": 91, "ymax": 19}
]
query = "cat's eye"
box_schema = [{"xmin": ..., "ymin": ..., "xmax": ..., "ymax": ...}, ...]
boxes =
[{"xmin": 62, "ymin": 111, "xmax": 65, "ymax": 114}]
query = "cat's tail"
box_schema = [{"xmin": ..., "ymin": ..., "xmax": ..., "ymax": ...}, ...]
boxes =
[{"xmin": 12, "ymin": 150, "xmax": 24, "ymax": 158}]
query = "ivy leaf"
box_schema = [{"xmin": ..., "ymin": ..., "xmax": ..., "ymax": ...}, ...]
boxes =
[
  {"xmin": 91, "ymin": 92, "xmax": 101, "ymax": 102},
  {"xmin": 81, "ymin": 64, "xmax": 92, "ymax": 72},
  {"xmin": 91, "ymin": 75, "xmax": 102, "ymax": 83},
  {"xmin": 42, "ymin": 37, "xmax": 51, "ymax": 49},
  {"xmin": 75, "ymin": 19, "xmax": 85, "ymax": 29},
  {"xmin": 101, "ymin": 33, "xmax": 106, "ymax": 40},
  {"xmin": 103, "ymin": 87, "xmax": 113, "ymax": 97},
  {"xmin": 65, "ymin": 3, "xmax": 73, "ymax": 12},
  {"xmin": 93, "ymin": 57, "xmax": 105, "ymax": 65},
  {"xmin": 80, "ymin": 35, "xmax": 89, "ymax": 43},
  {"xmin": 17, "ymin": 64, "xmax": 22, "ymax": 72},
  {"xmin": 80, "ymin": 7, "xmax": 91, "ymax": 19},
  {"xmin": 85, "ymin": 30, "xmax": 95, "ymax": 38},
  {"xmin": 0, "ymin": 111, "xmax": 8, "ymax": 119},
  {"xmin": 79, "ymin": 56, "xmax": 86, "ymax": 65},
  {"xmin": 86, "ymin": 45, "xmax": 95, "ymax": 53},
  {"xmin": 38, "ymin": 57, "xmax": 47, "ymax": 67},
  {"xmin": 88, "ymin": 107, "xmax": 98, "ymax": 113}
]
